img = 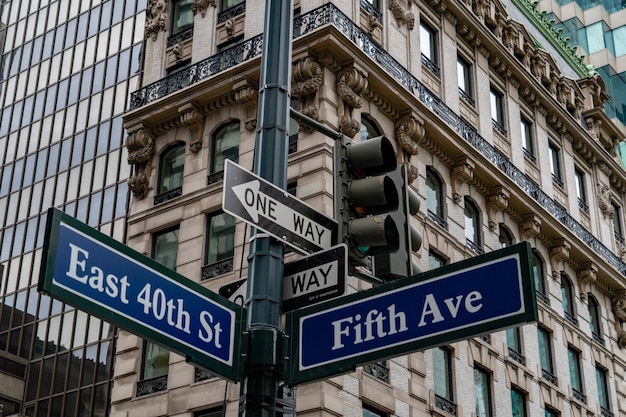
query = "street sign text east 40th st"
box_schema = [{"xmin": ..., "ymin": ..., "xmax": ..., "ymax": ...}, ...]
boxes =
[
  {"xmin": 38, "ymin": 208, "xmax": 245, "ymax": 382},
  {"xmin": 285, "ymin": 242, "xmax": 537, "ymax": 386},
  {"xmin": 223, "ymin": 159, "xmax": 338, "ymax": 255}
]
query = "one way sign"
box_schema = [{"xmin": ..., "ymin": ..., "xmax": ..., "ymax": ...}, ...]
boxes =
[{"xmin": 223, "ymin": 160, "xmax": 338, "ymax": 254}]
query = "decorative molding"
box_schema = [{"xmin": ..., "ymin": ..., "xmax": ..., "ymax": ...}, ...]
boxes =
[
  {"xmin": 292, "ymin": 55, "xmax": 323, "ymax": 128},
  {"xmin": 145, "ymin": 0, "xmax": 168, "ymax": 41},
  {"xmin": 192, "ymin": 0, "xmax": 215, "ymax": 17},
  {"xmin": 519, "ymin": 213, "xmax": 541, "ymax": 241},
  {"xmin": 388, "ymin": 0, "xmax": 415, "ymax": 30},
  {"xmin": 596, "ymin": 184, "xmax": 613, "ymax": 219},
  {"xmin": 612, "ymin": 290, "xmax": 626, "ymax": 323},
  {"xmin": 487, "ymin": 185, "xmax": 509, "ymax": 230},
  {"xmin": 126, "ymin": 126, "xmax": 155, "ymax": 199},
  {"xmin": 233, "ymin": 78, "xmax": 259, "ymax": 131},
  {"xmin": 336, "ymin": 65, "xmax": 368, "ymax": 138},
  {"xmin": 577, "ymin": 262, "xmax": 597, "ymax": 301},
  {"xmin": 179, "ymin": 103, "xmax": 205, "ymax": 152},
  {"xmin": 451, "ymin": 156, "xmax": 475, "ymax": 203},
  {"xmin": 549, "ymin": 238, "xmax": 570, "ymax": 280},
  {"xmin": 617, "ymin": 330, "xmax": 626, "ymax": 349},
  {"xmin": 395, "ymin": 112, "xmax": 425, "ymax": 156}
]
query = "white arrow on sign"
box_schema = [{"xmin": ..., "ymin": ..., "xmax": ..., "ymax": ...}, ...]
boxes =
[{"xmin": 231, "ymin": 179, "xmax": 333, "ymax": 249}]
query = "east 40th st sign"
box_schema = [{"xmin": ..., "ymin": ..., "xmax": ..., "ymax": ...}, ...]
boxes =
[{"xmin": 285, "ymin": 242, "xmax": 537, "ymax": 385}]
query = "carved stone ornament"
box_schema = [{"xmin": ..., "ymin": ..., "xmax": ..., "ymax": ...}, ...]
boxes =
[
  {"xmin": 126, "ymin": 127, "xmax": 155, "ymax": 199},
  {"xmin": 192, "ymin": 0, "xmax": 215, "ymax": 17},
  {"xmin": 519, "ymin": 213, "xmax": 541, "ymax": 241},
  {"xmin": 179, "ymin": 103, "xmax": 205, "ymax": 152},
  {"xmin": 145, "ymin": 0, "xmax": 168, "ymax": 41},
  {"xmin": 451, "ymin": 156, "xmax": 475, "ymax": 203},
  {"xmin": 487, "ymin": 186, "xmax": 509, "ymax": 230},
  {"xmin": 388, "ymin": 0, "xmax": 415, "ymax": 30},
  {"xmin": 336, "ymin": 66, "xmax": 368, "ymax": 138},
  {"xmin": 234, "ymin": 78, "xmax": 259, "ymax": 131},
  {"xmin": 549, "ymin": 238, "xmax": 570, "ymax": 280},
  {"xmin": 618, "ymin": 330, "xmax": 626, "ymax": 349},
  {"xmin": 292, "ymin": 56, "xmax": 323, "ymax": 128},
  {"xmin": 576, "ymin": 262, "xmax": 597, "ymax": 301},
  {"xmin": 613, "ymin": 290, "xmax": 626, "ymax": 323},
  {"xmin": 597, "ymin": 184, "xmax": 614, "ymax": 219},
  {"xmin": 395, "ymin": 114, "xmax": 424, "ymax": 156}
]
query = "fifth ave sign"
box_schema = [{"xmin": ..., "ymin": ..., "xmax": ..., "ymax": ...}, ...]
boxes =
[
  {"xmin": 223, "ymin": 160, "xmax": 338, "ymax": 254},
  {"xmin": 285, "ymin": 242, "xmax": 537, "ymax": 385}
]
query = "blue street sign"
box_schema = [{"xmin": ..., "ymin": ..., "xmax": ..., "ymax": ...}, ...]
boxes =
[
  {"xmin": 285, "ymin": 242, "xmax": 536, "ymax": 385},
  {"xmin": 38, "ymin": 208, "xmax": 245, "ymax": 382}
]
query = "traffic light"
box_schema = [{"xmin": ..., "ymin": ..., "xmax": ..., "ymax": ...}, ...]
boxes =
[
  {"xmin": 373, "ymin": 165, "xmax": 423, "ymax": 280},
  {"xmin": 334, "ymin": 135, "xmax": 401, "ymax": 270}
]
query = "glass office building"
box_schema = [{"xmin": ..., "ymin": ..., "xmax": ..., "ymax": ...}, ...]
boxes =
[{"xmin": 0, "ymin": 0, "xmax": 146, "ymax": 415}]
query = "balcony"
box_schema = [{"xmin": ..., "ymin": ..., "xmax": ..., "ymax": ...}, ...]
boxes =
[
  {"xmin": 136, "ymin": 375, "xmax": 168, "ymax": 396},
  {"xmin": 363, "ymin": 361, "xmax": 389, "ymax": 383}
]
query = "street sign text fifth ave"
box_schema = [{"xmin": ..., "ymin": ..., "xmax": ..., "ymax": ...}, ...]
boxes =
[{"xmin": 223, "ymin": 160, "xmax": 338, "ymax": 254}]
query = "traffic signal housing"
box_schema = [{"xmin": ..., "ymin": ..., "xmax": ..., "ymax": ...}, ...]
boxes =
[
  {"xmin": 373, "ymin": 166, "xmax": 423, "ymax": 280},
  {"xmin": 334, "ymin": 135, "xmax": 401, "ymax": 270}
]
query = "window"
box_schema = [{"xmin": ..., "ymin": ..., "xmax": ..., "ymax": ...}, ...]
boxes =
[
  {"xmin": 209, "ymin": 122, "xmax": 240, "ymax": 184},
  {"xmin": 498, "ymin": 225, "xmax": 514, "ymax": 248},
  {"xmin": 194, "ymin": 407, "xmax": 224, "ymax": 417},
  {"xmin": 203, "ymin": 211, "xmax": 236, "ymax": 279},
  {"xmin": 429, "ymin": 249, "xmax": 447, "ymax": 270},
  {"xmin": 548, "ymin": 143, "xmax": 562, "ymax": 187},
  {"xmin": 490, "ymin": 87, "xmax": 506, "ymax": 135},
  {"xmin": 426, "ymin": 167, "xmax": 446, "ymax": 228},
  {"xmin": 474, "ymin": 367, "xmax": 492, "ymax": 417},
  {"xmin": 532, "ymin": 250, "xmax": 548, "ymax": 303},
  {"xmin": 138, "ymin": 341, "xmax": 169, "ymax": 395},
  {"xmin": 506, "ymin": 327, "xmax": 525, "ymax": 365},
  {"xmin": 433, "ymin": 347, "xmax": 456, "ymax": 414},
  {"xmin": 521, "ymin": 115, "xmax": 534, "ymax": 161},
  {"xmin": 360, "ymin": 114, "xmax": 381, "ymax": 142},
  {"xmin": 457, "ymin": 55, "xmax": 473, "ymax": 105},
  {"xmin": 544, "ymin": 406, "xmax": 559, "ymax": 417},
  {"xmin": 157, "ymin": 143, "xmax": 185, "ymax": 201},
  {"xmin": 588, "ymin": 295, "xmax": 603, "ymax": 344},
  {"xmin": 363, "ymin": 403, "xmax": 387, "ymax": 417},
  {"xmin": 574, "ymin": 168, "xmax": 587, "ymax": 211},
  {"xmin": 561, "ymin": 274, "xmax": 577, "ymax": 325},
  {"xmin": 612, "ymin": 202, "xmax": 623, "ymax": 243},
  {"xmin": 595, "ymin": 365, "xmax": 611, "ymax": 415},
  {"xmin": 420, "ymin": 21, "xmax": 439, "ymax": 76},
  {"xmin": 171, "ymin": 0, "xmax": 194, "ymax": 35},
  {"xmin": 568, "ymin": 346, "xmax": 585, "ymax": 403},
  {"xmin": 153, "ymin": 227, "xmax": 179, "ymax": 271},
  {"xmin": 538, "ymin": 326, "xmax": 557, "ymax": 384},
  {"xmin": 221, "ymin": 0, "xmax": 245, "ymax": 11},
  {"xmin": 464, "ymin": 197, "xmax": 481, "ymax": 253},
  {"xmin": 511, "ymin": 388, "xmax": 527, "ymax": 417}
]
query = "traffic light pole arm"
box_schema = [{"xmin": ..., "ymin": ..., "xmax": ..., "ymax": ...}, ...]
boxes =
[{"xmin": 290, "ymin": 107, "xmax": 343, "ymax": 140}]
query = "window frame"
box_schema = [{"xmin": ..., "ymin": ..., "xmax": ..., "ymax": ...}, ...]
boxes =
[
  {"xmin": 510, "ymin": 387, "xmax": 527, "ymax": 417},
  {"xmin": 156, "ymin": 142, "xmax": 185, "ymax": 200},
  {"xmin": 152, "ymin": 226, "xmax": 180, "ymax": 271},
  {"xmin": 170, "ymin": 0, "xmax": 194, "ymax": 36},
  {"xmin": 588, "ymin": 295, "xmax": 603, "ymax": 344},
  {"xmin": 463, "ymin": 197, "xmax": 482, "ymax": 252},
  {"xmin": 506, "ymin": 327, "xmax": 525, "ymax": 365},
  {"xmin": 560, "ymin": 273, "xmax": 577, "ymax": 325},
  {"xmin": 420, "ymin": 20, "xmax": 439, "ymax": 76},
  {"xmin": 203, "ymin": 211, "xmax": 236, "ymax": 279},
  {"xmin": 537, "ymin": 326, "xmax": 557, "ymax": 384},
  {"xmin": 520, "ymin": 114, "xmax": 534, "ymax": 161},
  {"xmin": 595, "ymin": 365, "xmax": 611, "ymax": 413},
  {"xmin": 209, "ymin": 121, "xmax": 240, "ymax": 184},
  {"xmin": 428, "ymin": 248, "xmax": 447, "ymax": 270},
  {"xmin": 612, "ymin": 201, "xmax": 623, "ymax": 243},
  {"xmin": 498, "ymin": 224, "xmax": 514, "ymax": 248},
  {"xmin": 457, "ymin": 53, "xmax": 473, "ymax": 105},
  {"xmin": 489, "ymin": 87, "xmax": 506, "ymax": 135},
  {"xmin": 532, "ymin": 250, "xmax": 549, "ymax": 304},
  {"xmin": 548, "ymin": 142, "xmax": 563, "ymax": 187},
  {"xmin": 474, "ymin": 366, "xmax": 492, "ymax": 417},
  {"xmin": 426, "ymin": 167, "xmax": 446, "ymax": 228},
  {"xmin": 574, "ymin": 167, "xmax": 588, "ymax": 212},
  {"xmin": 567, "ymin": 345, "xmax": 585, "ymax": 403},
  {"xmin": 140, "ymin": 340, "xmax": 169, "ymax": 383},
  {"xmin": 433, "ymin": 346, "xmax": 456, "ymax": 414}
]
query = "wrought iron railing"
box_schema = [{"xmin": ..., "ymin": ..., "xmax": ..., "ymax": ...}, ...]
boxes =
[
  {"xmin": 360, "ymin": 0, "xmax": 382, "ymax": 22},
  {"xmin": 536, "ymin": 290, "xmax": 550, "ymax": 305},
  {"xmin": 491, "ymin": 119, "xmax": 507, "ymax": 136},
  {"xmin": 194, "ymin": 367, "xmax": 215, "ymax": 382},
  {"xmin": 572, "ymin": 388, "xmax": 586, "ymax": 403},
  {"xmin": 427, "ymin": 210, "xmax": 448, "ymax": 230},
  {"xmin": 202, "ymin": 257, "xmax": 234, "ymax": 280},
  {"xmin": 459, "ymin": 88, "xmax": 475, "ymax": 106},
  {"xmin": 564, "ymin": 310, "xmax": 579, "ymax": 326},
  {"xmin": 167, "ymin": 26, "xmax": 194, "ymax": 48},
  {"xmin": 154, "ymin": 186, "xmax": 183, "ymax": 204},
  {"xmin": 592, "ymin": 331, "xmax": 605, "ymax": 346},
  {"xmin": 217, "ymin": 2, "xmax": 246, "ymax": 24},
  {"xmin": 466, "ymin": 238, "xmax": 484, "ymax": 255},
  {"xmin": 363, "ymin": 361, "xmax": 389, "ymax": 382},
  {"xmin": 507, "ymin": 347, "xmax": 526, "ymax": 366},
  {"xmin": 522, "ymin": 147, "xmax": 536, "ymax": 163},
  {"xmin": 541, "ymin": 368, "xmax": 558, "ymax": 386},
  {"xmin": 435, "ymin": 394, "xmax": 456, "ymax": 415},
  {"xmin": 600, "ymin": 405, "xmax": 614, "ymax": 417},
  {"xmin": 129, "ymin": 4, "xmax": 626, "ymax": 280},
  {"xmin": 421, "ymin": 53, "xmax": 440, "ymax": 77},
  {"xmin": 136, "ymin": 375, "xmax": 168, "ymax": 396}
]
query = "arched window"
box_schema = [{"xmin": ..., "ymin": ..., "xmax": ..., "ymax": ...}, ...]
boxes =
[
  {"xmin": 532, "ymin": 250, "xmax": 548, "ymax": 303},
  {"xmin": 498, "ymin": 225, "xmax": 514, "ymax": 248},
  {"xmin": 360, "ymin": 114, "xmax": 381, "ymax": 142},
  {"xmin": 561, "ymin": 273, "xmax": 577, "ymax": 325},
  {"xmin": 464, "ymin": 197, "xmax": 481, "ymax": 252},
  {"xmin": 209, "ymin": 122, "xmax": 240, "ymax": 183},
  {"xmin": 426, "ymin": 167, "xmax": 446, "ymax": 228},
  {"xmin": 588, "ymin": 295, "xmax": 603, "ymax": 343},
  {"xmin": 157, "ymin": 143, "xmax": 185, "ymax": 201}
]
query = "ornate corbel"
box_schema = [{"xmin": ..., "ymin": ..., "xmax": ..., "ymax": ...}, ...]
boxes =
[
  {"xmin": 292, "ymin": 55, "xmax": 323, "ymax": 128},
  {"xmin": 192, "ymin": 0, "xmax": 215, "ymax": 17},
  {"xmin": 612, "ymin": 290, "xmax": 626, "ymax": 323},
  {"xmin": 596, "ymin": 184, "xmax": 614, "ymax": 219},
  {"xmin": 336, "ymin": 66, "xmax": 368, "ymax": 138},
  {"xmin": 549, "ymin": 238, "xmax": 570, "ymax": 280},
  {"xmin": 519, "ymin": 213, "xmax": 541, "ymax": 241},
  {"xmin": 487, "ymin": 186, "xmax": 509, "ymax": 230},
  {"xmin": 233, "ymin": 78, "xmax": 259, "ymax": 131},
  {"xmin": 388, "ymin": 0, "xmax": 415, "ymax": 30},
  {"xmin": 395, "ymin": 112, "xmax": 425, "ymax": 156},
  {"xmin": 145, "ymin": 0, "xmax": 168, "ymax": 41},
  {"xmin": 450, "ymin": 156, "xmax": 474, "ymax": 203},
  {"xmin": 576, "ymin": 261, "xmax": 597, "ymax": 301},
  {"xmin": 617, "ymin": 330, "xmax": 626, "ymax": 349},
  {"xmin": 179, "ymin": 103, "xmax": 205, "ymax": 152},
  {"xmin": 126, "ymin": 125, "xmax": 155, "ymax": 199}
]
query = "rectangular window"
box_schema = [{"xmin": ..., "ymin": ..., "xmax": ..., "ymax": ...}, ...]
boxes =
[
  {"xmin": 433, "ymin": 347, "xmax": 456, "ymax": 414},
  {"xmin": 490, "ymin": 87, "xmax": 506, "ymax": 135},
  {"xmin": 574, "ymin": 168, "xmax": 587, "ymax": 211},
  {"xmin": 363, "ymin": 403, "xmax": 387, "ymax": 417},
  {"xmin": 537, "ymin": 326, "xmax": 556, "ymax": 384},
  {"xmin": 420, "ymin": 21, "xmax": 439, "ymax": 76},
  {"xmin": 510, "ymin": 388, "xmax": 527, "ymax": 417},
  {"xmin": 613, "ymin": 202, "xmax": 623, "ymax": 243},
  {"xmin": 153, "ymin": 227, "xmax": 179, "ymax": 271},
  {"xmin": 568, "ymin": 346, "xmax": 585, "ymax": 402},
  {"xmin": 544, "ymin": 407, "xmax": 559, "ymax": 417},
  {"xmin": 506, "ymin": 327, "xmax": 524, "ymax": 365},
  {"xmin": 171, "ymin": 0, "xmax": 194, "ymax": 35},
  {"xmin": 474, "ymin": 367, "xmax": 492, "ymax": 417},
  {"xmin": 194, "ymin": 407, "xmax": 224, "ymax": 417},
  {"xmin": 595, "ymin": 365, "xmax": 610, "ymax": 413},
  {"xmin": 548, "ymin": 143, "xmax": 562, "ymax": 186},
  {"xmin": 428, "ymin": 249, "xmax": 447, "ymax": 270},
  {"xmin": 203, "ymin": 212, "xmax": 236, "ymax": 279},
  {"xmin": 520, "ymin": 115, "xmax": 534, "ymax": 160},
  {"xmin": 457, "ymin": 55, "xmax": 473, "ymax": 105}
]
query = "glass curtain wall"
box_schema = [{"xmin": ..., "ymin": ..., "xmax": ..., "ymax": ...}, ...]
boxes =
[{"xmin": 0, "ymin": 0, "xmax": 146, "ymax": 415}]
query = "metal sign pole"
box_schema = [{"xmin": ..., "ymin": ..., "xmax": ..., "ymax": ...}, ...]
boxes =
[{"xmin": 239, "ymin": 0, "xmax": 293, "ymax": 416}]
